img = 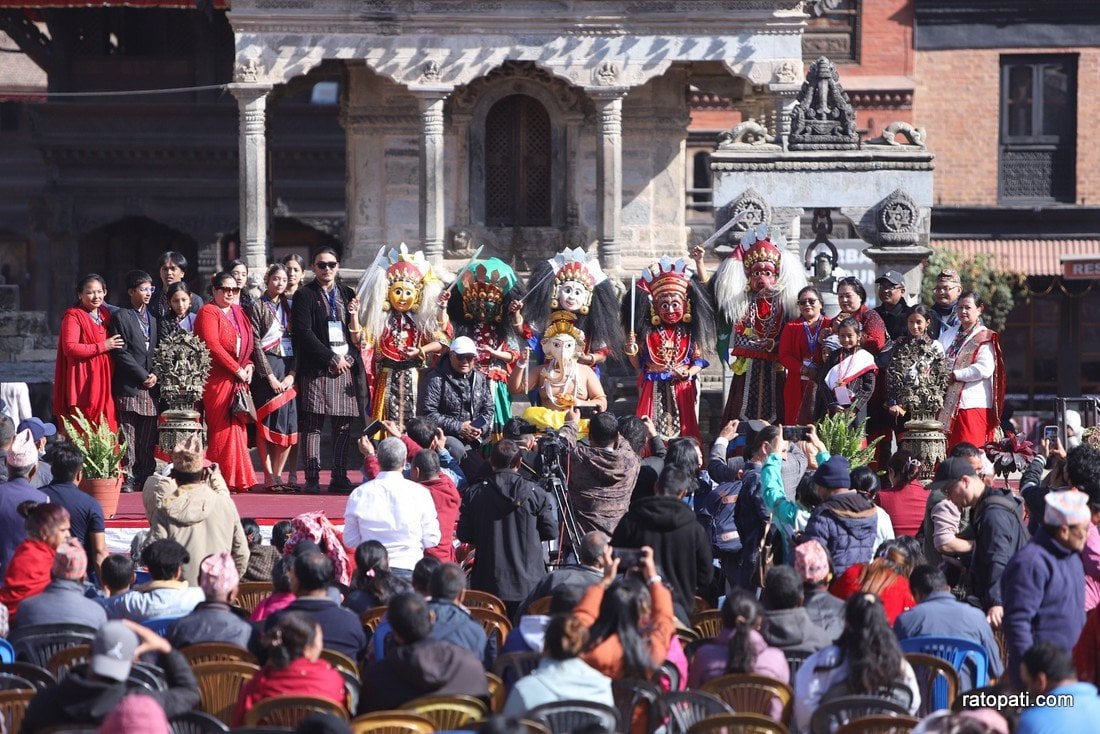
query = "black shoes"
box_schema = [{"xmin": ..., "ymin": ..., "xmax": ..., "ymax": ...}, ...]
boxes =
[{"xmin": 327, "ymin": 476, "xmax": 355, "ymax": 495}]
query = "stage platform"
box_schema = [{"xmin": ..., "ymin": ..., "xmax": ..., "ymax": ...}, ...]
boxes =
[{"xmin": 104, "ymin": 470, "xmax": 349, "ymax": 554}]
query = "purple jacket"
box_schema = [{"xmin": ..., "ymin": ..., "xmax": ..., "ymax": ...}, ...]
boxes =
[
  {"xmin": 688, "ymin": 628, "xmax": 789, "ymax": 720},
  {"xmin": 1002, "ymin": 527, "xmax": 1086, "ymax": 683}
]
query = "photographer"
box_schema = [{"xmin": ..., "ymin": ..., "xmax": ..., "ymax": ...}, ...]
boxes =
[
  {"xmin": 611, "ymin": 465, "xmax": 713, "ymax": 624},
  {"xmin": 558, "ymin": 407, "xmax": 640, "ymax": 538}
]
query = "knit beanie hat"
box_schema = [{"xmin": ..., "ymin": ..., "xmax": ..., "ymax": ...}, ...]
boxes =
[{"xmin": 812, "ymin": 455, "xmax": 851, "ymax": 490}]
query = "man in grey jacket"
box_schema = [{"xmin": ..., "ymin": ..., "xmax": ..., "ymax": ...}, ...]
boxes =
[{"xmin": 761, "ymin": 565, "xmax": 833, "ymax": 654}]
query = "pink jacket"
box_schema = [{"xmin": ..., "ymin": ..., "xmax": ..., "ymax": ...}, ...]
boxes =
[{"xmin": 1083, "ymin": 524, "xmax": 1100, "ymax": 612}]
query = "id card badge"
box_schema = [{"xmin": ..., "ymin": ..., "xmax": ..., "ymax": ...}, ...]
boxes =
[
  {"xmin": 833, "ymin": 385, "xmax": 852, "ymax": 406},
  {"xmin": 328, "ymin": 320, "xmax": 349, "ymax": 357},
  {"xmin": 280, "ymin": 336, "xmax": 295, "ymax": 357}
]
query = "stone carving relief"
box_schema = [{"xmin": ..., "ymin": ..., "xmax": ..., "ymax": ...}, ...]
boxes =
[
  {"xmin": 806, "ymin": 0, "xmax": 843, "ymax": 16},
  {"xmin": 450, "ymin": 61, "xmax": 591, "ymax": 117},
  {"xmin": 717, "ymin": 120, "xmax": 777, "ymax": 148},
  {"xmin": 420, "ymin": 59, "xmax": 442, "ymax": 83},
  {"xmin": 234, "ymin": 57, "xmax": 264, "ymax": 83},
  {"xmin": 788, "ymin": 56, "xmax": 858, "ymax": 151},
  {"xmin": 773, "ymin": 59, "xmax": 801, "ymax": 84},
  {"xmin": 594, "ymin": 61, "xmax": 621, "ymax": 86},
  {"xmin": 866, "ymin": 121, "xmax": 928, "ymax": 149},
  {"xmin": 876, "ymin": 188, "xmax": 922, "ymax": 248},
  {"xmin": 719, "ymin": 188, "xmax": 772, "ymax": 243}
]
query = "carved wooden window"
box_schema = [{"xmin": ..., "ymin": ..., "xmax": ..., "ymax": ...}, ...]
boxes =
[
  {"xmin": 999, "ymin": 55, "xmax": 1077, "ymax": 204},
  {"xmin": 484, "ymin": 94, "xmax": 552, "ymax": 227},
  {"xmin": 802, "ymin": 0, "xmax": 860, "ymax": 64}
]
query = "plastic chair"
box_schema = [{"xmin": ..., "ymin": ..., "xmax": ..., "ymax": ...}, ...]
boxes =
[
  {"xmin": 904, "ymin": 653, "xmax": 960, "ymax": 715},
  {"xmin": 244, "ymin": 695, "xmax": 349, "ymax": 727},
  {"xmin": 485, "ymin": 671, "xmax": 505, "ymax": 713},
  {"xmin": 0, "ymin": 662, "xmax": 56, "ymax": 691},
  {"xmin": 461, "ymin": 590, "xmax": 508, "ymax": 617},
  {"xmin": 525, "ymin": 596, "xmax": 552, "ymax": 616},
  {"xmin": 236, "ymin": 581, "xmax": 274, "ymax": 616},
  {"xmin": 0, "ymin": 672, "xmax": 35, "ymax": 691},
  {"xmin": 809, "ymin": 696, "xmax": 911, "ymax": 734},
  {"xmin": 0, "ymin": 689, "xmax": 35, "ymax": 734},
  {"xmin": 694, "ymin": 596, "xmax": 714, "ymax": 613},
  {"xmin": 229, "ymin": 728, "xmax": 292, "ymax": 734},
  {"xmin": 169, "ymin": 709, "xmax": 231, "ymax": 734},
  {"xmin": 784, "ymin": 650, "xmax": 812, "ymax": 681},
  {"xmin": 45, "ymin": 645, "xmax": 92, "ymax": 680},
  {"xmin": 657, "ymin": 659, "xmax": 683, "ymax": 692},
  {"xmin": 527, "ymin": 700, "xmax": 620, "ymax": 734},
  {"xmin": 469, "ymin": 608, "xmax": 512, "ymax": 651},
  {"xmin": 192, "ymin": 660, "xmax": 260, "ymax": 725},
  {"xmin": 677, "ymin": 627, "xmax": 702, "ymax": 649},
  {"xmin": 835, "ymin": 715, "xmax": 921, "ymax": 734},
  {"xmin": 360, "ymin": 606, "xmax": 388, "ymax": 634},
  {"xmin": 659, "ymin": 690, "xmax": 735, "ymax": 734},
  {"xmin": 402, "ymin": 694, "xmax": 488, "ymax": 729},
  {"xmin": 130, "ymin": 661, "xmax": 169, "ymax": 692},
  {"xmin": 340, "ymin": 668, "xmax": 361, "ymax": 715},
  {"xmin": 141, "ymin": 615, "xmax": 182, "ymax": 635},
  {"xmin": 320, "ymin": 648, "xmax": 359, "ymax": 677},
  {"xmin": 8, "ymin": 624, "xmax": 97, "ymax": 667},
  {"xmin": 348, "ymin": 711, "xmax": 435, "ymax": 734},
  {"xmin": 700, "ymin": 673, "xmax": 794, "ymax": 725},
  {"xmin": 691, "ymin": 610, "xmax": 725, "ymax": 639},
  {"xmin": 491, "ymin": 651, "xmax": 541, "ymax": 688},
  {"xmin": 0, "ymin": 639, "xmax": 13, "ymax": 664},
  {"xmin": 612, "ymin": 678, "xmax": 661, "ymax": 734},
  {"xmin": 687, "ymin": 713, "xmax": 791, "ymax": 734},
  {"xmin": 181, "ymin": 642, "xmax": 257, "ymax": 666},
  {"xmin": 897, "ymin": 636, "xmax": 989, "ymax": 689}
]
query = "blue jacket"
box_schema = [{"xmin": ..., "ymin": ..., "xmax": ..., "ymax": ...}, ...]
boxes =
[
  {"xmin": 803, "ymin": 490, "xmax": 878, "ymax": 577},
  {"xmin": 1002, "ymin": 527, "xmax": 1086, "ymax": 683},
  {"xmin": 1017, "ymin": 682, "xmax": 1100, "ymax": 734},
  {"xmin": 894, "ymin": 590, "xmax": 1005, "ymax": 682},
  {"xmin": 427, "ymin": 600, "xmax": 492, "ymax": 666}
]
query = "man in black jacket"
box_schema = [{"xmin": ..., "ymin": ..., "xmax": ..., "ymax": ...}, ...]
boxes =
[
  {"xmin": 21, "ymin": 620, "xmax": 200, "ymax": 732},
  {"xmin": 267, "ymin": 550, "xmax": 366, "ymax": 662},
  {"xmin": 611, "ymin": 465, "xmax": 713, "ymax": 623},
  {"xmin": 419, "ymin": 336, "xmax": 493, "ymax": 445},
  {"xmin": 290, "ymin": 248, "xmax": 362, "ymax": 494},
  {"xmin": 110, "ymin": 270, "xmax": 160, "ymax": 493},
  {"xmin": 457, "ymin": 440, "xmax": 557, "ymax": 618},
  {"xmin": 941, "ymin": 456, "xmax": 1029, "ymax": 628}
]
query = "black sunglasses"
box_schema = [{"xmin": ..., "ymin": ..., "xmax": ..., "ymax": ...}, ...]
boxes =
[
  {"xmin": 217, "ymin": 286, "xmax": 241, "ymax": 294},
  {"xmin": 315, "ymin": 261, "xmax": 339, "ymax": 270}
]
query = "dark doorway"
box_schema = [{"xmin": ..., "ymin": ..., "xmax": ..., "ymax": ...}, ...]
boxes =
[{"xmin": 484, "ymin": 94, "xmax": 553, "ymax": 227}]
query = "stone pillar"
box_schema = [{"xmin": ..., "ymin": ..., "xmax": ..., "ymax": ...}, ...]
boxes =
[
  {"xmin": 230, "ymin": 83, "xmax": 273, "ymax": 278},
  {"xmin": 592, "ymin": 91, "xmax": 625, "ymax": 272},
  {"xmin": 414, "ymin": 91, "xmax": 448, "ymax": 266}
]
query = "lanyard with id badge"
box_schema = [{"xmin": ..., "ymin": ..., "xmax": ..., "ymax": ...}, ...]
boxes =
[{"xmin": 327, "ymin": 289, "xmax": 349, "ymax": 358}]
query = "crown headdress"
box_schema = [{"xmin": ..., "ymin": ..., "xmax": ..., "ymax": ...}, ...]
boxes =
[
  {"xmin": 384, "ymin": 243, "xmax": 435, "ymax": 286},
  {"xmin": 458, "ymin": 258, "xmax": 517, "ymax": 322},
  {"xmin": 549, "ymin": 247, "xmax": 607, "ymax": 291},
  {"xmin": 542, "ymin": 310, "xmax": 586, "ymax": 345},
  {"xmin": 640, "ymin": 255, "xmax": 695, "ymax": 299},
  {"xmin": 737, "ymin": 224, "xmax": 784, "ymax": 274}
]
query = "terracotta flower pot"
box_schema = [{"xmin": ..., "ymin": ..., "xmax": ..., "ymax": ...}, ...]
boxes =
[{"xmin": 79, "ymin": 476, "xmax": 124, "ymax": 519}]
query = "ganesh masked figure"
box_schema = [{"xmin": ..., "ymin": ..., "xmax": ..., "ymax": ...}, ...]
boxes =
[
  {"xmin": 624, "ymin": 256, "xmax": 716, "ymax": 442},
  {"xmin": 712, "ymin": 224, "xmax": 806, "ymax": 424},
  {"xmin": 357, "ymin": 244, "xmax": 449, "ymax": 426},
  {"xmin": 522, "ymin": 247, "xmax": 623, "ymax": 371},
  {"xmin": 508, "ymin": 311, "xmax": 606, "ymax": 435},
  {"xmin": 447, "ymin": 257, "xmax": 526, "ymax": 436}
]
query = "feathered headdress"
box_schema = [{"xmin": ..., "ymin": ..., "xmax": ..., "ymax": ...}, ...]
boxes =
[
  {"xmin": 358, "ymin": 243, "xmax": 443, "ymax": 344},
  {"xmin": 712, "ymin": 224, "xmax": 805, "ymax": 327}
]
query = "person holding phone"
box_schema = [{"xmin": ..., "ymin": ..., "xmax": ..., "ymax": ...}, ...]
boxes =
[{"xmin": 418, "ymin": 336, "xmax": 494, "ymax": 445}]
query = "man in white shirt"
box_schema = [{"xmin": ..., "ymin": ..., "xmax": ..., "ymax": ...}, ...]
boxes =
[{"xmin": 343, "ymin": 437, "xmax": 441, "ymax": 575}]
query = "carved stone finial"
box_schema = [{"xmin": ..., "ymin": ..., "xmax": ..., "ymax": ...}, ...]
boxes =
[
  {"xmin": 234, "ymin": 57, "xmax": 263, "ymax": 84},
  {"xmin": 420, "ymin": 59, "xmax": 442, "ymax": 83},
  {"xmin": 866, "ymin": 121, "xmax": 928, "ymax": 149},
  {"xmin": 717, "ymin": 120, "xmax": 777, "ymax": 148},
  {"xmin": 719, "ymin": 188, "xmax": 772, "ymax": 243},
  {"xmin": 788, "ymin": 56, "xmax": 859, "ymax": 151},
  {"xmin": 594, "ymin": 61, "xmax": 621, "ymax": 86},
  {"xmin": 876, "ymin": 188, "xmax": 922, "ymax": 247}
]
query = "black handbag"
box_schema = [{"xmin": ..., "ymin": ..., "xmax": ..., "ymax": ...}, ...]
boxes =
[{"xmin": 231, "ymin": 386, "xmax": 257, "ymax": 424}]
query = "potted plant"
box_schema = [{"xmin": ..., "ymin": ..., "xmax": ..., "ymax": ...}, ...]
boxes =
[
  {"xmin": 815, "ymin": 412, "xmax": 881, "ymax": 469},
  {"xmin": 60, "ymin": 408, "xmax": 127, "ymax": 519}
]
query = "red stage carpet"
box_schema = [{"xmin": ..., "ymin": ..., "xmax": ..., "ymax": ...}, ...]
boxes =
[{"xmin": 104, "ymin": 470, "xmax": 352, "ymax": 552}]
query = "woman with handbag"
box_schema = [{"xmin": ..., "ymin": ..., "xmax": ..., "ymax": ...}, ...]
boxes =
[{"xmin": 195, "ymin": 271, "xmax": 257, "ymax": 493}]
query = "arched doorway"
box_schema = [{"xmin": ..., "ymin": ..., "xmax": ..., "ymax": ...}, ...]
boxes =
[
  {"xmin": 484, "ymin": 94, "xmax": 553, "ymax": 227},
  {"xmin": 79, "ymin": 217, "xmax": 198, "ymax": 304}
]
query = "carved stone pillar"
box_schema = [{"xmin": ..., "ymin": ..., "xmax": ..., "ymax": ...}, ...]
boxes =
[
  {"xmin": 592, "ymin": 91, "xmax": 625, "ymax": 273},
  {"xmin": 414, "ymin": 91, "xmax": 448, "ymax": 266},
  {"xmin": 229, "ymin": 83, "xmax": 272, "ymax": 278}
]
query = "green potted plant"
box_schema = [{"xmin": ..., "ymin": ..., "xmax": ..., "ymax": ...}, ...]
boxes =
[
  {"xmin": 815, "ymin": 411, "xmax": 881, "ymax": 470},
  {"xmin": 60, "ymin": 408, "xmax": 127, "ymax": 519}
]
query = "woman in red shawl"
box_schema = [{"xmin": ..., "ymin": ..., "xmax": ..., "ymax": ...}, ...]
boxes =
[
  {"xmin": 0, "ymin": 504, "xmax": 71, "ymax": 617},
  {"xmin": 778, "ymin": 286, "xmax": 831, "ymax": 424},
  {"xmin": 195, "ymin": 271, "xmax": 257, "ymax": 493},
  {"xmin": 54, "ymin": 274, "xmax": 122, "ymax": 431}
]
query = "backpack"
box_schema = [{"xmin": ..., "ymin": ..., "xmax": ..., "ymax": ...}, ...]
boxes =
[{"xmin": 706, "ymin": 479, "xmax": 743, "ymax": 553}]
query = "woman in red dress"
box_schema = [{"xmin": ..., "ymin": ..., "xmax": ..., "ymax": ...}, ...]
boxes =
[
  {"xmin": 54, "ymin": 274, "xmax": 122, "ymax": 431},
  {"xmin": 195, "ymin": 271, "xmax": 257, "ymax": 493},
  {"xmin": 778, "ymin": 286, "xmax": 831, "ymax": 425}
]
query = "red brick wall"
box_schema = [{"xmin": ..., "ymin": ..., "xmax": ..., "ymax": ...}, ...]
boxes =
[{"xmin": 916, "ymin": 47, "xmax": 1100, "ymax": 206}]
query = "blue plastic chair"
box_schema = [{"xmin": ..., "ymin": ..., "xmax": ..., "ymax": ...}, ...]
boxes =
[
  {"xmin": 0, "ymin": 639, "xmax": 13, "ymax": 664},
  {"xmin": 141, "ymin": 616, "xmax": 181, "ymax": 636},
  {"xmin": 898, "ymin": 635, "xmax": 990, "ymax": 689}
]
